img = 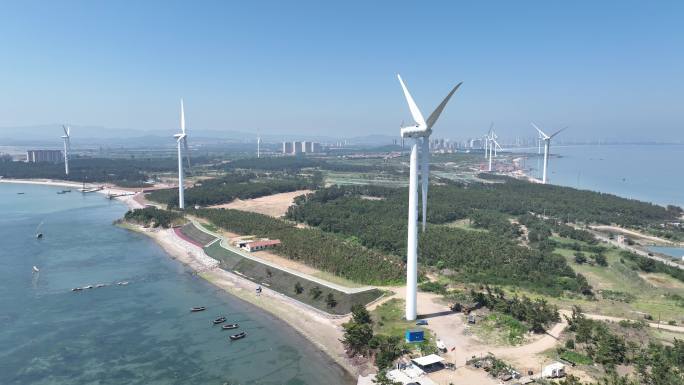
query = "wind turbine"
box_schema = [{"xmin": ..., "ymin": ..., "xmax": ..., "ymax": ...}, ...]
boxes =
[
  {"xmin": 257, "ymin": 136, "xmax": 261, "ymax": 158},
  {"xmin": 174, "ymin": 99, "xmax": 190, "ymax": 209},
  {"xmin": 531, "ymin": 122, "xmax": 566, "ymax": 184},
  {"xmin": 397, "ymin": 74, "xmax": 461, "ymax": 321},
  {"xmin": 61, "ymin": 125, "xmax": 70, "ymax": 175}
]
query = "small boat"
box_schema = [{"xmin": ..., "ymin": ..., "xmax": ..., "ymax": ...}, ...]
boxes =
[
  {"xmin": 190, "ymin": 306, "xmax": 207, "ymax": 312},
  {"xmin": 56, "ymin": 191, "xmax": 66, "ymax": 194},
  {"xmin": 17, "ymin": 192, "xmax": 25, "ymax": 195},
  {"xmin": 229, "ymin": 332, "xmax": 247, "ymax": 341},
  {"xmin": 35, "ymin": 221, "xmax": 44, "ymax": 239},
  {"xmin": 83, "ymin": 285, "xmax": 93, "ymax": 289},
  {"xmin": 32, "ymin": 266, "xmax": 40, "ymax": 273},
  {"xmin": 117, "ymin": 281, "xmax": 129, "ymax": 286},
  {"xmin": 95, "ymin": 283, "xmax": 107, "ymax": 288},
  {"xmin": 213, "ymin": 316, "xmax": 227, "ymax": 325},
  {"xmin": 71, "ymin": 287, "xmax": 83, "ymax": 292},
  {"xmin": 222, "ymin": 323, "xmax": 239, "ymax": 330}
]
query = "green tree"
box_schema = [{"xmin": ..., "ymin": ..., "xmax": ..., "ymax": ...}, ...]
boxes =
[
  {"xmin": 309, "ymin": 286, "xmax": 322, "ymax": 300},
  {"xmin": 326, "ymin": 293, "xmax": 337, "ymax": 308},
  {"xmin": 294, "ymin": 281, "xmax": 304, "ymax": 294}
]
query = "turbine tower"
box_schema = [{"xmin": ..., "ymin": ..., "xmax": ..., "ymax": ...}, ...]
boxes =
[
  {"xmin": 174, "ymin": 99, "xmax": 190, "ymax": 209},
  {"xmin": 61, "ymin": 125, "xmax": 70, "ymax": 175},
  {"xmin": 257, "ymin": 136, "xmax": 261, "ymax": 158},
  {"xmin": 397, "ymin": 74, "xmax": 461, "ymax": 321},
  {"xmin": 531, "ymin": 122, "xmax": 566, "ymax": 184}
]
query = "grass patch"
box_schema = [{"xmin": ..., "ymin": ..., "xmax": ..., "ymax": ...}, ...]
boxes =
[
  {"xmin": 370, "ymin": 299, "xmax": 438, "ymax": 354},
  {"xmin": 560, "ymin": 350, "xmax": 593, "ymax": 365},
  {"xmin": 473, "ymin": 313, "xmax": 527, "ymax": 345},
  {"xmin": 203, "ymin": 241, "xmax": 383, "ymax": 315}
]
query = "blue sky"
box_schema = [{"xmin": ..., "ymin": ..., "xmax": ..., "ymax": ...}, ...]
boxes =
[{"xmin": 0, "ymin": 0, "xmax": 682, "ymax": 141}]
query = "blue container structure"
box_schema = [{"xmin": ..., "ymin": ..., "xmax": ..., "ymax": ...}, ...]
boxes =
[{"xmin": 405, "ymin": 329, "xmax": 424, "ymax": 343}]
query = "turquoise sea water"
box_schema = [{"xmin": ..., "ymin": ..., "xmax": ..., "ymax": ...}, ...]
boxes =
[
  {"xmin": 516, "ymin": 144, "xmax": 684, "ymax": 208},
  {"xmin": 0, "ymin": 183, "xmax": 351, "ymax": 385},
  {"xmin": 647, "ymin": 246, "xmax": 684, "ymax": 260}
]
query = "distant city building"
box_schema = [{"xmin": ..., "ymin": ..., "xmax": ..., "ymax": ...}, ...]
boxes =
[
  {"xmin": 26, "ymin": 150, "xmax": 62, "ymax": 163},
  {"xmin": 282, "ymin": 141, "xmax": 321, "ymax": 155},
  {"xmin": 293, "ymin": 141, "xmax": 303, "ymax": 155}
]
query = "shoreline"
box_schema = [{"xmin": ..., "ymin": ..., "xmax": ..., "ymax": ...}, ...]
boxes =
[{"xmin": 1, "ymin": 178, "xmax": 364, "ymax": 380}]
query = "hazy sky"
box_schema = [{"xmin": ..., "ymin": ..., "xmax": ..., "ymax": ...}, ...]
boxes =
[{"xmin": 0, "ymin": 1, "xmax": 682, "ymax": 141}]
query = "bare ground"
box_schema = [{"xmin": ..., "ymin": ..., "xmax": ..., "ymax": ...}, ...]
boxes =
[{"xmin": 208, "ymin": 189, "xmax": 312, "ymax": 217}]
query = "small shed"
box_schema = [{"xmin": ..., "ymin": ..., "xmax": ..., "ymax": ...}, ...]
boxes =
[
  {"xmin": 405, "ymin": 329, "xmax": 424, "ymax": 343},
  {"xmin": 412, "ymin": 354, "xmax": 446, "ymax": 372},
  {"xmin": 542, "ymin": 362, "xmax": 566, "ymax": 378}
]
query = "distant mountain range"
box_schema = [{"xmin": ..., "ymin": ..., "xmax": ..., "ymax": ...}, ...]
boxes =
[{"xmin": 0, "ymin": 124, "xmax": 398, "ymax": 147}]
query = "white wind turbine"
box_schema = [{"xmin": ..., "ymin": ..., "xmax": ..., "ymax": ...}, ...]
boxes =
[
  {"xmin": 398, "ymin": 74, "xmax": 461, "ymax": 321},
  {"xmin": 531, "ymin": 122, "xmax": 566, "ymax": 184},
  {"xmin": 174, "ymin": 99, "xmax": 190, "ymax": 209},
  {"xmin": 61, "ymin": 125, "xmax": 70, "ymax": 175}
]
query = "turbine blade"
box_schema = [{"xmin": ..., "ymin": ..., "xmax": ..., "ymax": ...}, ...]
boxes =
[
  {"xmin": 180, "ymin": 99, "xmax": 186, "ymax": 135},
  {"xmin": 550, "ymin": 126, "xmax": 567, "ymax": 138},
  {"xmin": 397, "ymin": 74, "xmax": 426, "ymax": 127},
  {"xmin": 531, "ymin": 122, "xmax": 549, "ymax": 139},
  {"xmin": 426, "ymin": 82, "xmax": 462, "ymax": 129},
  {"xmin": 62, "ymin": 124, "xmax": 69, "ymax": 136}
]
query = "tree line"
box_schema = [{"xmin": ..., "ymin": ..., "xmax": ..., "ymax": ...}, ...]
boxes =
[
  {"xmin": 0, "ymin": 157, "xmax": 191, "ymax": 187},
  {"xmin": 191, "ymin": 208, "xmax": 405, "ymax": 285},
  {"xmin": 286, "ymin": 184, "xmax": 592, "ymax": 295},
  {"xmin": 123, "ymin": 207, "xmax": 183, "ymax": 228},
  {"xmin": 218, "ymin": 156, "xmax": 396, "ymax": 173},
  {"xmin": 147, "ymin": 171, "xmax": 321, "ymax": 208}
]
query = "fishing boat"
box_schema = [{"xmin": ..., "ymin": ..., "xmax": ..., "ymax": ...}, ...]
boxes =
[
  {"xmin": 213, "ymin": 316, "xmax": 227, "ymax": 325},
  {"xmin": 222, "ymin": 323, "xmax": 239, "ymax": 330},
  {"xmin": 56, "ymin": 191, "xmax": 66, "ymax": 194},
  {"xmin": 190, "ymin": 306, "xmax": 206, "ymax": 312},
  {"xmin": 83, "ymin": 285, "xmax": 93, "ymax": 289},
  {"xmin": 35, "ymin": 221, "xmax": 44, "ymax": 239},
  {"xmin": 32, "ymin": 266, "xmax": 40, "ymax": 273},
  {"xmin": 95, "ymin": 283, "xmax": 107, "ymax": 288},
  {"xmin": 116, "ymin": 281, "xmax": 129, "ymax": 286},
  {"xmin": 229, "ymin": 331, "xmax": 247, "ymax": 341},
  {"xmin": 71, "ymin": 287, "xmax": 83, "ymax": 292},
  {"xmin": 16, "ymin": 192, "xmax": 25, "ymax": 195}
]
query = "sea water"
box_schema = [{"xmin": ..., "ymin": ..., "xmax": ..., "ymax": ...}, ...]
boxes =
[
  {"xmin": 517, "ymin": 144, "xmax": 684, "ymax": 208},
  {"xmin": 0, "ymin": 183, "xmax": 351, "ymax": 385}
]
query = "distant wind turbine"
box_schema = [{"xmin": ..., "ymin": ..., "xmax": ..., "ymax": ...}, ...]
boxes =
[
  {"xmin": 61, "ymin": 125, "xmax": 70, "ymax": 175},
  {"xmin": 531, "ymin": 122, "xmax": 566, "ymax": 184},
  {"xmin": 174, "ymin": 99, "xmax": 190, "ymax": 209},
  {"xmin": 397, "ymin": 74, "xmax": 461, "ymax": 321}
]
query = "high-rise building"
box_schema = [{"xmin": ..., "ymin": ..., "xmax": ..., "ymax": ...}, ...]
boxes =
[
  {"xmin": 282, "ymin": 141, "xmax": 293, "ymax": 154},
  {"xmin": 26, "ymin": 150, "xmax": 62, "ymax": 163}
]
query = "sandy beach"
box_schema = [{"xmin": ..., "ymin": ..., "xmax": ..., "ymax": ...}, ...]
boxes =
[{"xmin": 127, "ymin": 211, "xmax": 365, "ymax": 376}]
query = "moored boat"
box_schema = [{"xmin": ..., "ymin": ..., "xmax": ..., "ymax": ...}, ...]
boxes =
[
  {"xmin": 222, "ymin": 323, "xmax": 239, "ymax": 330},
  {"xmin": 213, "ymin": 316, "xmax": 227, "ymax": 325},
  {"xmin": 71, "ymin": 287, "xmax": 83, "ymax": 292},
  {"xmin": 190, "ymin": 306, "xmax": 206, "ymax": 312},
  {"xmin": 229, "ymin": 331, "xmax": 246, "ymax": 340}
]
